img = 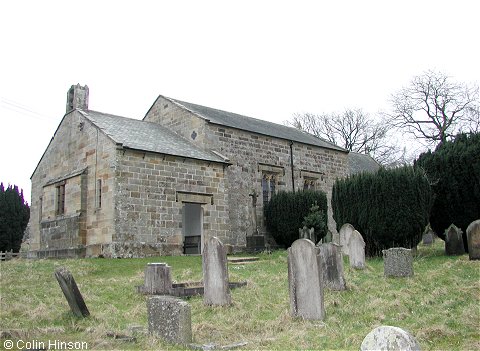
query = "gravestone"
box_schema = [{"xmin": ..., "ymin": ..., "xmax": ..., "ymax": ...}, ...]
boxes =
[
  {"xmin": 316, "ymin": 243, "xmax": 346, "ymax": 291},
  {"xmin": 466, "ymin": 219, "xmax": 480, "ymax": 260},
  {"xmin": 339, "ymin": 223, "xmax": 355, "ymax": 255},
  {"xmin": 422, "ymin": 230, "xmax": 434, "ymax": 245},
  {"xmin": 54, "ymin": 267, "xmax": 90, "ymax": 318},
  {"xmin": 383, "ymin": 248, "xmax": 414, "ymax": 277},
  {"xmin": 140, "ymin": 263, "xmax": 172, "ymax": 294},
  {"xmin": 203, "ymin": 236, "xmax": 231, "ymax": 306},
  {"xmin": 349, "ymin": 230, "xmax": 365, "ymax": 269},
  {"xmin": 287, "ymin": 239, "xmax": 325, "ymax": 320},
  {"xmin": 445, "ymin": 224, "xmax": 465, "ymax": 255},
  {"xmin": 360, "ymin": 325, "xmax": 421, "ymax": 351},
  {"xmin": 147, "ymin": 295, "xmax": 192, "ymax": 344},
  {"xmin": 299, "ymin": 226, "xmax": 315, "ymax": 242}
]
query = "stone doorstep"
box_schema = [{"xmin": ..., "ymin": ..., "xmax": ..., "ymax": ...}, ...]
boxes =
[
  {"xmin": 227, "ymin": 257, "xmax": 259, "ymax": 264},
  {"xmin": 137, "ymin": 281, "xmax": 247, "ymax": 297}
]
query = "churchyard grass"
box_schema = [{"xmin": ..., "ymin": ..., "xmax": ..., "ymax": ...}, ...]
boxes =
[{"xmin": 0, "ymin": 240, "xmax": 478, "ymax": 350}]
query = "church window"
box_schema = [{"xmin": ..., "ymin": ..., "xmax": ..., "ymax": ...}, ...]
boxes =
[
  {"xmin": 96, "ymin": 179, "xmax": 102, "ymax": 209},
  {"xmin": 262, "ymin": 173, "xmax": 277, "ymax": 203},
  {"xmin": 56, "ymin": 182, "xmax": 65, "ymax": 215},
  {"xmin": 303, "ymin": 178, "xmax": 317, "ymax": 190},
  {"xmin": 262, "ymin": 175, "xmax": 269, "ymax": 204}
]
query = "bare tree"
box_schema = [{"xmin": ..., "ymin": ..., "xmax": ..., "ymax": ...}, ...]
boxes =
[
  {"xmin": 389, "ymin": 70, "xmax": 479, "ymax": 146},
  {"xmin": 288, "ymin": 109, "xmax": 401, "ymax": 166}
]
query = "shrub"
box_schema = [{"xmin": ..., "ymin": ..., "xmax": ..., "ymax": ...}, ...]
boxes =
[
  {"xmin": 414, "ymin": 133, "xmax": 480, "ymax": 246},
  {"xmin": 332, "ymin": 166, "xmax": 432, "ymax": 256},
  {"xmin": 264, "ymin": 190, "xmax": 328, "ymax": 248}
]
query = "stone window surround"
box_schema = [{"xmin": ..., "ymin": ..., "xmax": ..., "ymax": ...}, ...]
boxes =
[
  {"xmin": 43, "ymin": 168, "xmax": 87, "ymax": 219},
  {"xmin": 300, "ymin": 169, "xmax": 325, "ymax": 190},
  {"xmin": 176, "ymin": 191, "xmax": 214, "ymax": 205},
  {"xmin": 258, "ymin": 163, "xmax": 284, "ymax": 204}
]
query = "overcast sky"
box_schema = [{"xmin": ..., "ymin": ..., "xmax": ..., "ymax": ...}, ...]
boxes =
[{"xmin": 1, "ymin": 0, "xmax": 479, "ymax": 203}]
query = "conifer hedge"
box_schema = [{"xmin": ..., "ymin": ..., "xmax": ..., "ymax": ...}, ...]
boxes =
[
  {"xmin": 264, "ymin": 190, "xmax": 328, "ymax": 248},
  {"xmin": 332, "ymin": 166, "xmax": 432, "ymax": 256},
  {"xmin": 414, "ymin": 133, "xmax": 480, "ymax": 245}
]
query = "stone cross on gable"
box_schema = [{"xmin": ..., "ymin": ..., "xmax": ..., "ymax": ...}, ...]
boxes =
[{"xmin": 249, "ymin": 190, "xmax": 259, "ymax": 236}]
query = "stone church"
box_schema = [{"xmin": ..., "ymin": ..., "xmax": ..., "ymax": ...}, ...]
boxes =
[{"xmin": 27, "ymin": 84, "xmax": 376, "ymax": 258}]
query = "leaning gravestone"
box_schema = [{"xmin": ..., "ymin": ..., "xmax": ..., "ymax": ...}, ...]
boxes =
[
  {"xmin": 383, "ymin": 248, "xmax": 414, "ymax": 277},
  {"xmin": 360, "ymin": 325, "xmax": 421, "ymax": 351},
  {"xmin": 466, "ymin": 219, "xmax": 480, "ymax": 260},
  {"xmin": 316, "ymin": 243, "xmax": 346, "ymax": 290},
  {"xmin": 54, "ymin": 267, "xmax": 90, "ymax": 318},
  {"xmin": 349, "ymin": 230, "xmax": 366, "ymax": 269},
  {"xmin": 445, "ymin": 224, "xmax": 465, "ymax": 255},
  {"xmin": 203, "ymin": 236, "xmax": 231, "ymax": 306},
  {"xmin": 288, "ymin": 239, "xmax": 325, "ymax": 320},
  {"xmin": 147, "ymin": 295, "xmax": 192, "ymax": 344},
  {"xmin": 339, "ymin": 223, "xmax": 355, "ymax": 255}
]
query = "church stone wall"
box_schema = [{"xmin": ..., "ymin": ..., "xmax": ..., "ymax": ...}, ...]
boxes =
[
  {"xmin": 203, "ymin": 124, "xmax": 348, "ymax": 246},
  {"xmin": 108, "ymin": 149, "xmax": 230, "ymax": 257},
  {"xmin": 29, "ymin": 111, "xmax": 116, "ymax": 257},
  {"xmin": 145, "ymin": 97, "xmax": 208, "ymax": 148},
  {"xmin": 144, "ymin": 98, "xmax": 348, "ymax": 247}
]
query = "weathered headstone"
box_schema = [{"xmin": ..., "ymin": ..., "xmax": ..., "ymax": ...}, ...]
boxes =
[
  {"xmin": 360, "ymin": 325, "xmax": 421, "ymax": 351},
  {"xmin": 316, "ymin": 243, "xmax": 346, "ymax": 290},
  {"xmin": 54, "ymin": 267, "xmax": 90, "ymax": 318},
  {"xmin": 466, "ymin": 219, "xmax": 480, "ymax": 260},
  {"xmin": 299, "ymin": 226, "xmax": 315, "ymax": 242},
  {"xmin": 349, "ymin": 230, "xmax": 366, "ymax": 269},
  {"xmin": 147, "ymin": 295, "xmax": 192, "ymax": 345},
  {"xmin": 288, "ymin": 239, "xmax": 325, "ymax": 320},
  {"xmin": 141, "ymin": 263, "xmax": 172, "ymax": 294},
  {"xmin": 339, "ymin": 223, "xmax": 355, "ymax": 255},
  {"xmin": 203, "ymin": 236, "xmax": 231, "ymax": 306},
  {"xmin": 321, "ymin": 230, "xmax": 333, "ymax": 244},
  {"xmin": 383, "ymin": 247, "xmax": 414, "ymax": 277},
  {"xmin": 445, "ymin": 224, "xmax": 465, "ymax": 255},
  {"xmin": 422, "ymin": 230, "xmax": 434, "ymax": 245}
]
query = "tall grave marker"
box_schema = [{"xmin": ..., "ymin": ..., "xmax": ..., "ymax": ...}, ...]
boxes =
[
  {"xmin": 202, "ymin": 236, "xmax": 231, "ymax": 306},
  {"xmin": 288, "ymin": 239, "xmax": 325, "ymax": 320}
]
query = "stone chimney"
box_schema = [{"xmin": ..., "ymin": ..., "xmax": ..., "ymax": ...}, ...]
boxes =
[{"xmin": 66, "ymin": 84, "xmax": 89, "ymax": 112}]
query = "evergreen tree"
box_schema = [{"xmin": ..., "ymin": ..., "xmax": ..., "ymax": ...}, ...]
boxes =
[
  {"xmin": 264, "ymin": 190, "xmax": 328, "ymax": 248},
  {"xmin": 332, "ymin": 167, "xmax": 432, "ymax": 256},
  {"xmin": 0, "ymin": 183, "xmax": 30, "ymax": 252},
  {"xmin": 414, "ymin": 133, "xmax": 480, "ymax": 245}
]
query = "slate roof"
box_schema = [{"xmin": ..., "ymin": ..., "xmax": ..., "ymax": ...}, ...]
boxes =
[
  {"xmin": 163, "ymin": 97, "xmax": 347, "ymax": 152},
  {"xmin": 80, "ymin": 110, "xmax": 228, "ymax": 164},
  {"xmin": 348, "ymin": 152, "xmax": 381, "ymax": 175}
]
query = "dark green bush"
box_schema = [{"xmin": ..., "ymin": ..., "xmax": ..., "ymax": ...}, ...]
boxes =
[
  {"xmin": 0, "ymin": 183, "xmax": 30, "ymax": 253},
  {"xmin": 414, "ymin": 133, "xmax": 480, "ymax": 246},
  {"xmin": 264, "ymin": 190, "xmax": 328, "ymax": 248},
  {"xmin": 332, "ymin": 166, "xmax": 432, "ymax": 256}
]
